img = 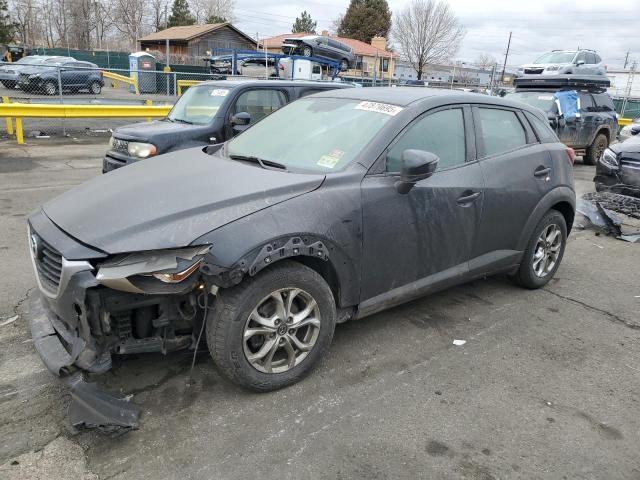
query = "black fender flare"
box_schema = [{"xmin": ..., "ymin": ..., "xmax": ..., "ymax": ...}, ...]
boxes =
[
  {"xmin": 589, "ymin": 126, "xmax": 612, "ymax": 147},
  {"xmin": 201, "ymin": 234, "xmax": 360, "ymax": 308},
  {"xmin": 516, "ymin": 186, "xmax": 576, "ymax": 251}
]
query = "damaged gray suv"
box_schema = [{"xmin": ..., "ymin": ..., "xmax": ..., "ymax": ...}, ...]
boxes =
[{"xmin": 28, "ymin": 88, "xmax": 575, "ymax": 427}]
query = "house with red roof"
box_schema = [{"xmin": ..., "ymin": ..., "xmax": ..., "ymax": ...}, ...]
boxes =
[{"xmin": 259, "ymin": 31, "xmax": 399, "ymax": 81}]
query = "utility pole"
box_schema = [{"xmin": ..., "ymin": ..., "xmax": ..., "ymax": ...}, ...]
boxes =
[
  {"xmin": 623, "ymin": 51, "xmax": 630, "ymax": 69},
  {"xmin": 500, "ymin": 31, "xmax": 512, "ymax": 84}
]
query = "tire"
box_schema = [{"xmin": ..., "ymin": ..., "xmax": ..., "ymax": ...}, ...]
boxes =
[
  {"xmin": 584, "ymin": 133, "xmax": 608, "ymax": 166},
  {"xmin": 340, "ymin": 59, "xmax": 349, "ymax": 71},
  {"xmin": 302, "ymin": 46, "xmax": 313, "ymax": 57},
  {"xmin": 43, "ymin": 81, "xmax": 57, "ymax": 95},
  {"xmin": 89, "ymin": 81, "xmax": 101, "ymax": 94},
  {"xmin": 510, "ymin": 210, "xmax": 567, "ymax": 289},
  {"xmin": 1, "ymin": 80, "xmax": 16, "ymax": 89},
  {"xmin": 207, "ymin": 260, "xmax": 336, "ymax": 391}
]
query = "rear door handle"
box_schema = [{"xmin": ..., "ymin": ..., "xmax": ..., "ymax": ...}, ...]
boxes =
[
  {"xmin": 457, "ymin": 192, "xmax": 481, "ymax": 205},
  {"xmin": 534, "ymin": 167, "xmax": 551, "ymax": 177}
]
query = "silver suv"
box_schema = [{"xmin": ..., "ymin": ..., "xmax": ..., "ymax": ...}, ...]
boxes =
[{"xmin": 517, "ymin": 50, "xmax": 606, "ymax": 77}]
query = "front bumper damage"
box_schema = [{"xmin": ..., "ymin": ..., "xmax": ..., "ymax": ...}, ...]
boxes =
[{"xmin": 29, "ymin": 293, "xmax": 140, "ymax": 433}]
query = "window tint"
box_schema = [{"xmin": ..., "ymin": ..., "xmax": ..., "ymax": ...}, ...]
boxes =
[
  {"xmin": 298, "ymin": 88, "xmax": 326, "ymax": 98},
  {"xmin": 593, "ymin": 93, "xmax": 614, "ymax": 112},
  {"xmin": 234, "ymin": 89, "xmax": 287, "ymax": 124},
  {"xmin": 386, "ymin": 108, "xmax": 466, "ymax": 172},
  {"xmin": 477, "ymin": 108, "xmax": 527, "ymax": 157},
  {"xmin": 526, "ymin": 112, "xmax": 559, "ymax": 143},
  {"xmin": 586, "ymin": 53, "xmax": 597, "ymax": 64},
  {"xmin": 594, "ymin": 54, "xmax": 602, "ymax": 64},
  {"xmin": 579, "ymin": 93, "xmax": 595, "ymax": 112},
  {"xmin": 576, "ymin": 52, "xmax": 586, "ymax": 63}
]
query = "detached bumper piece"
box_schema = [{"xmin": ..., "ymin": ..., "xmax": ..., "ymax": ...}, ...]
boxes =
[{"xmin": 28, "ymin": 294, "xmax": 140, "ymax": 433}]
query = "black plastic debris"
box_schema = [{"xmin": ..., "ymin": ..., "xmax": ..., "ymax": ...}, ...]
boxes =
[
  {"xmin": 67, "ymin": 373, "xmax": 140, "ymax": 435},
  {"xmin": 577, "ymin": 192, "xmax": 640, "ymax": 243}
]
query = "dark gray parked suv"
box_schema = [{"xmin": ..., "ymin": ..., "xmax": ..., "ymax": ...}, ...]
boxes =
[
  {"xmin": 282, "ymin": 35, "xmax": 355, "ymax": 71},
  {"xmin": 27, "ymin": 88, "xmax": 575, "ymax": 429}
]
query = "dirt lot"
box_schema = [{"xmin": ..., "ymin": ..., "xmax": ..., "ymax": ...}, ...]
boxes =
[{"xmin": 0, "ymin": 139, "xmax": 639, "ymax": 480}]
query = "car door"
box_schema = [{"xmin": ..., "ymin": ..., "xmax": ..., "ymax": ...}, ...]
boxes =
[
  {"xmin": 315, "ymin": 36, "xmax": 331, "ymax": 58},
  {"xmin": 360, "ymin": 105, "xmax": 484, "ymax": 303},
  {"xmin": 576, "ymin": 92, "xmax": 598, "ymax": 147},
  {"xmin": 575, "ymin": 51, "xmax": 587, "ymax": 74},
  {"xmin": 59, "ymin": 62, "xmax": 76, "ymax": 88},
  {"xmin": 471, "ymin": 105, "xmax": 553, "ymax": 272}
]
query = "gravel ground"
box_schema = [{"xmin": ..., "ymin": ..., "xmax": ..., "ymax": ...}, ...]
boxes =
[{"xmin": 0, "ymin": 140, "xmax": 638, "ymax": 480}]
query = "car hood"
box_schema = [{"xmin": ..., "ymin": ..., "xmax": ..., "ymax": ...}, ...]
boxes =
[
  {"xmin": 42, "ymin": 147, "xmax": 325, "ymax": 254},
  {"xmin": 612, "ymin": 136, "xmax": 640, "ymax": 153},
  {"xmin": 113, "ymin": 120, "xmax": 213, "ymax": 153}
]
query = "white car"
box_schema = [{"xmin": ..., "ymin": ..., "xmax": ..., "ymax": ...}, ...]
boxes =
[
  {"xmin": 619, "ymin": 120, "xmax": 640, "ymax": 142},
  {"xmin": 517, "ymin": 50, "xmax": 606, "ymax": 77}
]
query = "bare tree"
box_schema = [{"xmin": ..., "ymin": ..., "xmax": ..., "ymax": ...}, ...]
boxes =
[
  {"xmin": 394, "ymin": 0, "xmax": 465, "ymax": 80},
  {"xmin": 111, "ymin": 0, "xmax": 147, "ymax": 50},
  {"xmin": 329, "ymin": 14, "xmax": 343, "ymax": 35},
  {"xmin": 476, "ymin": 53, "xmax": 497, "ymax": 70},
  {"xmin": 191, "ymin": 0, "xmax": 235, "ymax": 24},
  {"xmin": 149, "ymin": 0, "xmax": 169, "ymax": 31}
]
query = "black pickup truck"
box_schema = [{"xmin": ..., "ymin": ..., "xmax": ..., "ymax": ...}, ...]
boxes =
[
  {"xmin": 507, "ymin": 75, "xmax": 618, "ymax": 165},
  {"xmin": 103, "ymin": 79, "xmax": 353, "ymax": 173}
]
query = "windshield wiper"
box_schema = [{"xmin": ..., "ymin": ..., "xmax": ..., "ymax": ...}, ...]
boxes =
[
  {"xmin": 172, "ymin": 118, "xmax": 194, "ymax": 125},
  {"xmin": 229, "ymin": 154, "xmax": 288, "ymax": 171}
]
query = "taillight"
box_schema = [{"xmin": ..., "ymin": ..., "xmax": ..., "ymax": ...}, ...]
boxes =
[{"xmin": 566, "ymin": 147, "xmax": 576, "ymax": 165}]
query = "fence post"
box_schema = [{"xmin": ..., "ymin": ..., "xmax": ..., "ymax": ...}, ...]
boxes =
[
  {"xmin": 173, "ymin": 73, "xmax": 177, "ymax": 96},
  {"xmin": 57, "ymin": 66, "xmax": 66, "ymax": 136},
  {"xmin": 2, "ymin": 96, "xmax": 13, "ymax": 136}
]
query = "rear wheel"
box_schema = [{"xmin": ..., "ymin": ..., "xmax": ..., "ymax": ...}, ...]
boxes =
[
  {"xmin": 207, "ymin": 260, "xmax": 336, "ymax": 391},
  {"xmin": 511, "ymin": 210, "xmax": 567, "ymax": 289},
  {"xmin": 89, "ymin": 81, "xmax": 102, "ymax": 94},
  {"xmin": 584, "ymin": 133, "xmax": 608, "ymax": 166},
  {"xmin": 302, "ymin": 45, "xmax": 313, "ymax": 57}
]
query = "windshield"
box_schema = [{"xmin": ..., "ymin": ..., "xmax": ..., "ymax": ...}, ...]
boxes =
[
  {"xmin": 533, "ymin": 52, "xmax": 576, "ymax": 64},
  {"xmin": 506, "ymin": 92, "xmax": 557, "ymax": 112},
  {"xmin": 15, "ymin": 57, "xmax": 44, "ymax": 65},
  {"xmin": 227, "ymin": 97, "xmax": 397, "ymax": 173},
  {"xmin": 168, "ymin": 85, "xmax": 230, "ymax": 125}
]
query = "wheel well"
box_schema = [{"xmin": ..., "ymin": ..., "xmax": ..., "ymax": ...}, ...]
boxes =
[
  {"xmin": 551, "ymin": 201, "xmax": 575, "ymax": 234},
  {"xmin": 595, "ymin": 128, "xmax": 610, "ymax": 144},
  {"xmin": 289, "ymin": 256, "xmax": 341, "ymax": 306}
]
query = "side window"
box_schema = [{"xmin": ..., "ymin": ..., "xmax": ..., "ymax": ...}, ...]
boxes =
[
  {"xmin": 526, "ymin": 112, "xmax": 559, "ymax": 143},
  {"xmin": 579, "ymin": 93, "xmax": 595, "ymax": 112},
  {"xmin": 477, "ymin": 108, "xmax": 527, "ymax": 157},
  {"xmin": 594, "ymin": 54, "xmax": 602, "ymax": 64},
  {"xmin": 298, "ymin": 88, "xmax": 324, "ymax": 98},
  {"xmin": 593, "ymin": 94, "xmax": 614, "ymax": 112},
  {"xmin": 386, "ymin": 108, "xmax": 466, "ymax": 173},
  {"xmin": 586, "ymin": 53, "xmax": 597, "ymax": 64},
  {"xmin": 328, "ymin": 39, "xmax": 340, "ymax": 49},
  {"xmin": 576, "ymin": 52, "xmax": 587, "ymax": 64},
  {"xmin": 234, "ymin": 89, "xmax": 287, "ymax": 124}
]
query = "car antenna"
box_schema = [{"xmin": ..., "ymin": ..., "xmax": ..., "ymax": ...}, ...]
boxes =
[{"xmin": 187, "ymin": 286, "xmax": 210, "ymax": 387}]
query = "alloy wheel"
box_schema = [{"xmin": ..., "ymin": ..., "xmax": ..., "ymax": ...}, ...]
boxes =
[
  {"xmin": 44, "ymin": 82, "xmax": 56, "ymax": 95},
  {"xmin": 243, "ymin": 288, "xmax": 321, "ymax": 374},
  {"xmin": 302, "ymin": 47, "xmax": 312, "ymax": 57},
  {"xmin": 532, "ymin": 224, "xmax": 562, "ymax": 277}
]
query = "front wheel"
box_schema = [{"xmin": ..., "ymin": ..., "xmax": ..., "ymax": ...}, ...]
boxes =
[
  {"xmin": 302, "ymin": 46, "xmax": 313, "ymax": 57},
  {"xmin": 207, "ymin": 260, "xmax": 336, "ymax": 391},
  {"xmin": 43, "ymin": 81, "xmax": 57, "ymax": 95},
  {"xmin": 584, "ymin": 133, "xmax": 608, "ymax": 166},
  {"xmin": 510, "ymin": 210, "xmax": 567, "ymax": 289},
  {"xmin": 89, "ymin": 81, "xmax": 102, "ymax": 94},
  {"xmin": 1, "ymin": 80, "xmax": 16, "ymax": 89}
]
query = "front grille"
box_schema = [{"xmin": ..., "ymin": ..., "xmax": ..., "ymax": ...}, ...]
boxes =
[
  {"xmin": 31, "ymin": 234, "xmax": 63, "ymax": 293},
  {"xmin": 111, "ymin": 138, "xmax": 129, "ymax": 154},
  {"xmin": 621, "ymin": 157, "xmax": 640, "ymax": 171},
  {"xmin": 524, "ymin": 68, "xmax": 544, "ymax": 74}
]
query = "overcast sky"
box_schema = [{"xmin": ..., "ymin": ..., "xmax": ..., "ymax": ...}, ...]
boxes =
[{"xmin": 233, "ymin": 0, "xmax": 640, "ymax": 69}]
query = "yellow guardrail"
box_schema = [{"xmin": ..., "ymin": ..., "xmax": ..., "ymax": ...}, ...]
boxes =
[
  {"xmin": 177, "ymin": 80, "xmax": 202, "ymax": 96},
  {"xmin": 103, "ymin": 71, "xmax": 139, "ymax": 95},
  {"xmin": 618, "ymin": 117, "xmax": 633, "ymax": 127},
  {"xmin": 0, "ymin": 102, "xmax": 172, "ymax": 144}
]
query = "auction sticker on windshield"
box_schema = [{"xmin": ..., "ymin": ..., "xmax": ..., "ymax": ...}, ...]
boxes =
[
  {"xmin": 210, "ymin": 89, "xmax": 229, "ymax": 97},
  {"xmin": 355, "ymin": 101, "xmax": 403, "ymax": 116}
]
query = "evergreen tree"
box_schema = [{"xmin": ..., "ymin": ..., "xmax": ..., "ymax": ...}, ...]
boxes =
[
  {"xmin": 0, "ymin": 0, "xmax": 16, "ymax": 44},
  {"xmin": 292, "ymin": 11, "xmax": 317, "ymax": 34},
  {"xmin": 167, "ymin": 0, "xmax": 196, "ymax": 27},
  {"xmin": 338, "ymin": 0, "xmax": 391, "ymax": 43}
]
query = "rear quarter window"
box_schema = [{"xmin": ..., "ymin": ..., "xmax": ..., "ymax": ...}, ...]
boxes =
[{"xmin": 477, "ymin": 108, "xmax": 527, "ymax": 157}]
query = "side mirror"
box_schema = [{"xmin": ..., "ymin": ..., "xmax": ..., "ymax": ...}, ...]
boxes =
[
  {"xmin": 630, "ymin": 126, "xmax": 640, "ymax": 136},
  {"xmin": 576, "ymin": 60, "xmax": 585, "ymax": 66},
  {"xmin": 394, "ymin": 149, "xmax": 439, "ymax": 194},
  {"xmin": 558, "ymin": 117, "xmax": 567, "ymax": 128},
  {"xmin": 547, "ymin": 114, "xmax": 558, "ymax": 129},
  {"xmin": 230, "ymin": 112, "xmax": 251, "ymax": 134}
]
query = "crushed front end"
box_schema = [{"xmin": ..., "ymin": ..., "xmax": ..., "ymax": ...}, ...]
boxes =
[{"xmin": 27, "ymin": 210, "xmax": 211, "ymax": 432}]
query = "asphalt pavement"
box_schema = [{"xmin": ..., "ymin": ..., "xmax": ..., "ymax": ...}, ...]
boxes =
[{"xmin": 0, "ymin": 139, "xmax": 638, "ymax": 480}]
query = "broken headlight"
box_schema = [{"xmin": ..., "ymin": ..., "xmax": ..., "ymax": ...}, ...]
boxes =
[
  {"xmin": 599, "ymin": 148, "xmax": 619, "ymax": 170},
  {"xmin": 127, "ymin": 142, "xmax": 157, "ymax": 158},
  {"xmin": 96, "ymin": 246, "xmax": 211, "ymax": 294}
]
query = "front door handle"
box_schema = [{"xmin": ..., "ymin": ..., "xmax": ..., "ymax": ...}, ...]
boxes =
[
  {"xmin": 534, "ymin": 167, "xmax": 551, "ymax": 177},
  {"xmin": 457, "ymin": 191, "xmax": 481, "ymax": 205}
]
